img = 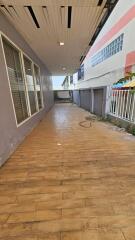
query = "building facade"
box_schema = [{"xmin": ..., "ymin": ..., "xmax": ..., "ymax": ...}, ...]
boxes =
[{"xmin": 72, "ymin": 0, "xmax": 135, "ymax": 117}]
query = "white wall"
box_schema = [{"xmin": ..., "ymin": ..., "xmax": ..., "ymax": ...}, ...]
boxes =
[{"xmin": 73, "ymin": 0, "xmax": 135, "ymax": 89}]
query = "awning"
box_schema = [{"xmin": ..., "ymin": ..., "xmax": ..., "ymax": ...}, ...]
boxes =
[
  {"xmin": 123, "ymin": 79, "xmax": 135, "ymax": 88},
  {"xmin": 113, "ymin": 82, "xmax": 127, "ymax": 88}
]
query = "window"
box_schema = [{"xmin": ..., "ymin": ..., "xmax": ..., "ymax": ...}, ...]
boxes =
[
  {"xmin": 2, "ymin": 35, "xmax": 44, "ymax": 126},
  {"xmin": 70, "ymin": 75, "xmax": 73, "ymax": 84},
  {"xmin": 23, "ymin": 56, "xmax": 37, "ymax": 115},
  {"xmin": 34, "ymin": 64, "xmax": 43, "ymax": 109},
  {"xmin": 91, "ymin": 33, "xmax": 124, "ymax": 67},
  {"xmin": 78, "ymin": 64, "xmax": 84, "ymax": 81},
  {"xmin": 2, "ymin": 37, "xmax": 29, "ymax": 124}
]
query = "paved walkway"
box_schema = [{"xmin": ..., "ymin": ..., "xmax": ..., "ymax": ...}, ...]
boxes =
[{"xmin": 0, "ymin": 104, "xmax": 135, "ymax": 239}]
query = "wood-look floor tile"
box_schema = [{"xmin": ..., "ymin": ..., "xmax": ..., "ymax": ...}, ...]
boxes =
[
  {"xmin": 61, "ymin": 229, "xmax": 125, "ymax": 240},
  {"xmin": 0, "ymin": 104, "xmax": 135, "ymax": 239},
  {"xmin": 7, "ymin": 209, "xmax": 61, "ymax": 223},
  {"xmin": 122, "ymin": 226, "xmax": 135, "ymax": 240}
]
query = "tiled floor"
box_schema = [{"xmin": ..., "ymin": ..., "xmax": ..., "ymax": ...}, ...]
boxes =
[{"xmin": 0, "ymin": 103, "xmax": 135, "ymax": 239}]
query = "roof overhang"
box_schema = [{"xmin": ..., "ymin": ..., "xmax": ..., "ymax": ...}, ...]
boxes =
[{"xmin": 0, "ymin": 0, "xmax": 119, "ymax": 75}]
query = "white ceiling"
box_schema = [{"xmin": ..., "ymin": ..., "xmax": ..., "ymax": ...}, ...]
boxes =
[{"xmin": 0, "ymin": 0, "xmax": 107, "ymax": 75}]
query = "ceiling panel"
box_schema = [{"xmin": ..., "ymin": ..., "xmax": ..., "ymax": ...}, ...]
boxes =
[{"xmin": 0, "ymin": 0, "xmax": 108, "ymax": 75}]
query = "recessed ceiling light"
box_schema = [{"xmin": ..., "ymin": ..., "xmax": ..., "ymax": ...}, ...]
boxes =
[
  {"xmin": 62, "ymin": 67, "xmax": 66, "ymax": 70},
  {"xmin": 59, "ymin": 42, "xmax": 64, "ymax": 46}
]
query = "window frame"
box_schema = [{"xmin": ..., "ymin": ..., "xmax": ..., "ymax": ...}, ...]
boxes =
[
  {"xmin": 91, "ymin": 33, "xmax": 124, "ymax": 67},
  {"xmin": 33, "ymin": 63, "xmax": 44, "ymax": 110},
  {"xmin": 0, "ymin": 31, "xmax": 44, "ymax": 128},
  {"xmin": 23, "ymin": 53, "xmax": 39, "ymax": 115}
]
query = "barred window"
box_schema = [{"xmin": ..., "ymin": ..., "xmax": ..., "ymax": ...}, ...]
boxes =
[{"xmin": 2, "ymin": 37, "xmax": 29, "ymax": 124}]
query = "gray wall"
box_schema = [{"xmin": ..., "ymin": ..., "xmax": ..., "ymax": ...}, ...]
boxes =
[
  {"xmin": 73, "ymin": 90, "xmax": 80, "ymax": 106},
  {"xmin": 93, "ymin": 87, "xmax": 107, "ymax": 116},
  {"xmin": 0, "ymin": 12, "xmax": 54, "ymax": 166},
  {"xmin": 80, "ymin": 89, "xmax": 92, "ymax": 112}
]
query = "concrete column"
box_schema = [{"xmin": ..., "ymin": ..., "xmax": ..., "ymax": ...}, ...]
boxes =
[{"xmin": 91, "ymin": 89, "xmax": 94, "ymax": 113}]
